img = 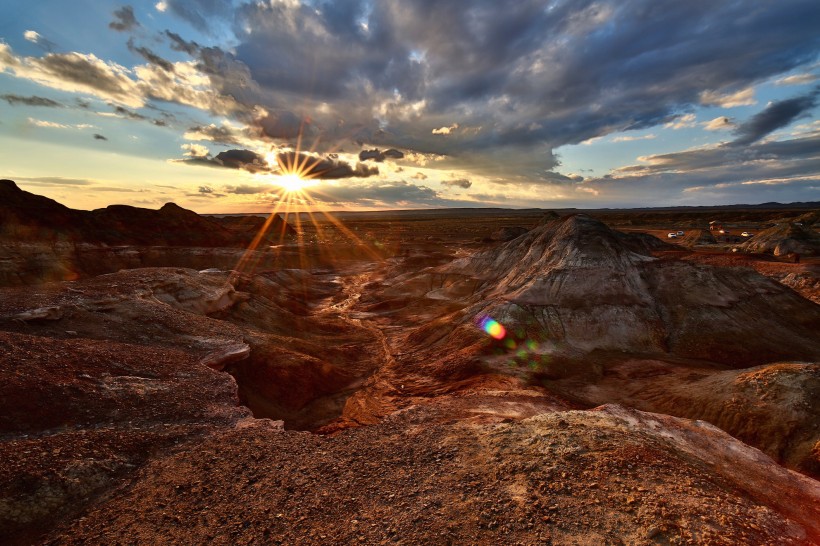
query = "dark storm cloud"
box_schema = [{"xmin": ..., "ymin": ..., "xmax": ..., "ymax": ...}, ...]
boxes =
[
  {"xmin": 127, "ymin": 40, "xmax": 175, "ymax": 72},
  {"xmin": 731, "ymin": 88, "xmax": 820, "ymax": 146},
  {"xmin": 175, "ymin": 148, "xmax": 270, "ymax": 172},
  {"xmin": 257, "ymin": 111, "xmax": 307, "ymax": 140},
  {"xmin": 164, "ymin": 30, "xmax": 200, "ymax": 55},
  {"xmin": 619, "ymin": 135, "xmax": 820, "ymax": 176},
  {"xmin": 577, "ymin": 133, "xmax": 820, "ymax": 206},
  {"xmin": 111, "ymin": 105, "xmax": 146, "ymax": 120},
  {"xmin": 275, "ymin": 152, "xmax": 380, "ymax": 179},
  {"xmin": 1, "ymin": 94, "xmax": 63, "ymax": 107},
  {"xmin": 215, "ymin": 149, "xmax": 269, "ymax": 171},
  {"xmin": 164, "ymin": 0, "xmax": 233, "ymax": 33},
  {"xmin": 209, "ymin": 0, "xmax": 820, "ymax": 176},
  {"xmin": 109, "ymin": 6, "xmax": 139, "ymax": 32},
  {"xmin": 540, "ymin": 171, "xmax": 585, "ymax": 183},
  {"xmin": 93, "ymin": 133, "xmax": 108, "ymax": 140},
  {"xmin": 441, "ymin": 178, "xmax": 472, "ymax": 189},
  {"xmin": 359, "ymin": 148, "xmax": 405, "ymax": 162}
]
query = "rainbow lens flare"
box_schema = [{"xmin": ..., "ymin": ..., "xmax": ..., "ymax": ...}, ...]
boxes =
[{"xmin": 479, "ymin": 316, "xmax": 507, "ymax": 340}]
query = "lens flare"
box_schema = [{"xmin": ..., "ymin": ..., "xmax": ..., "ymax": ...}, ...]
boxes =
[{"xmin": 479, "ymin": 316, "xmax": 507, "ymax": 340}]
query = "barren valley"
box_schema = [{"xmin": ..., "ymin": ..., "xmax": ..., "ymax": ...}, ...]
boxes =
[{"xmin": 1, "ymin": 180, "xmax": 820, "ymax": 545}]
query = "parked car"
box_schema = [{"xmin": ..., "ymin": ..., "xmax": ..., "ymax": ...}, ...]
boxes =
[
  {"xmin": 676, "ymin": 231, "xmax": 685, "ymax": 236},
  {"xmin": 719, "ymin": 229, "xmax": 729, "ymax": 234},
  {"xmin": 667, "ymin": 232, "xmax": 678, "ymax": 239},
  {"xmin": 741, "ymin": 231, "xmax": 753, "ymax": 237}
]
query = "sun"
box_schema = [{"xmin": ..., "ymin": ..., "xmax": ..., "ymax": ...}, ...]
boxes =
[{"xmin": 277, "ymin": 172, "xmax": 310, "ymax": 193}]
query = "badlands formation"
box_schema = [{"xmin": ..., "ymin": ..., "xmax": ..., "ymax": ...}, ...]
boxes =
[{"xmin": 1, "ymin": 180, "xmax": 819, "ymax": 544}]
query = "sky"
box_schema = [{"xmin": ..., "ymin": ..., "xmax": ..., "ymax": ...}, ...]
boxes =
[{"xmin": 1, "ymin": 0, "xmax": 819, "ymax": 213}]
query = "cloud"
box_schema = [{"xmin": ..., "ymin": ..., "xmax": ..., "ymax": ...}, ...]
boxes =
[
  {"xmin": 577, "ymin": 132, "xmax": 820, "ymax": 207},
  {"xmin": 664, "ymin": 114, "xmax": 697, "ymax": 130},
  {"xmin": 305, "ymin": 180, "xmax": 441, "ymax": 207},
  {"xmin": 198, "ymin": 185, "xmax": 213, "ymax": 193},
  {"xmin": 163, "ymin": 0, "xmax": 233, "ymax": 33},
  {"xmin": 22, "ymin": 30, "xmax": 56, "ymax": 51},
  {"xmin": 164, "ymin": 31, "xmax": 199, "ymax": 55},
  {"xmin": 775, "ymin": 74, "xmax": 817, "ymax": 86},
  {"xmin": 411, "ymin": 172, "xmax": 428, "ymax": 180},
  {"xmin": 358, "ymin": 148, "xmax": 405, "ymax": 162},
  {"xmin": 93, "ymin": 133, "xmax": 108, "ymax": 140},
  {"xmin": 732, "ymin": 88, "xmax": 819, "ymax": 146},
  {"xmin": 432, "ymin": 123, "xmax": 459, "ymax": 135},
  {"xmin": 182, "ymin": 143, "xmax": 209, "ymax": 157},
  {"xmin": 16, "ymin": 176, "xmax": 95, "ymax": 186},
  {"xmin": 540, "ymin": 171, "xmax": 585, "ymax": 183},
  {"xmin": 174, "ymin": 148, "xmax": 270, "ymax": 172},
  {"xmin": 224, "ymin": 184, "xmax": 274, "ymax": 195},
  {"xmin": 703, "ymin": 116, "xmax": 734, "ymax": 131},
  {"xmin": 155, "ymin": 1, "xmax": 167, "ymax": 12},
  {"xmin": 108, "ymin": 104, "xmax": 146, "ymax": 120},
  {"xmin": 183, "ymin": 123, "xmax": 246, "ymax": 145},
  {"xmin": 612, "ymin": 134, "xmax": 656, "ymax": 142},
  {"xmin": 441, "ymin": 178, "xmax": 472, "ymax": 189},
  {"xmin": 27, "ymin": 118, "xmax": 69, "ymax": 129},
  {"xmin": 1, "ymin": 94, "xmax": 62, "ymax": 107},
  {"xmin": 109, "ymin": 6, "xmax": 140, "ymax": 32},
  {"xmin": 127, "ymin": 40, "xmax": 174, "ymax": 72},
  {"xmin": 275, "ymin": 151, "xmax": 380, "ymax": 179},
  {"xmin": 0, "ymin": 44, "xmax": 144, "ymax": 108},
  {"xmin": 214, "ymin": 149, "xmax": 270, "ymax": 171},
  {"xmin": 699, "ymin": 87, "xmax": 756, "ymax": 108},
  {"xmin": 224, "ymin": 0, "xmax": 820, "ymax": 171}
]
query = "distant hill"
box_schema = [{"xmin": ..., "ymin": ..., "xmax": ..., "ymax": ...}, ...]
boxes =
[{"xmin": 0, "ymin": 179, "xmax": 294, "ymax": 246}]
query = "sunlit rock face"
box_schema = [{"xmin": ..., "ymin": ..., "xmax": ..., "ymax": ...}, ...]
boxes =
[{"xmin": 740, "ymin": 221, "xmax": 820, "ymax": 256}]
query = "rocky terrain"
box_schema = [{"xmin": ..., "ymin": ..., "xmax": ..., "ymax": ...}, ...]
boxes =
[{"xmin": 1, "ymin": 187, "xmax": 819, "ymax": 544}]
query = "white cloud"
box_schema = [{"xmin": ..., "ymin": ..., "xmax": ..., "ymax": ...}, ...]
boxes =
[
  {"xmin": 155, "ymin": 1, "xmax": 168, "ymax": 12},
  {"xmin": 27, "ymin": 117, "xmax": 95, "ymax": 130},
  {"xmin": 23, "ymin": 30, "xmax": 40, "ymax": 43},
  {"xmin": 432, "ymin": 123, "xmax": 459, "ymax": 135},
  {"xmin": 0, "ymin": 44, "xmax": 144, "ymax": 108},
  {"xmin": 28, "ymin": 118, "xmax": 69, "ymax": 129},
  {"xmin": 580, "ymin": 136, "xmax": 603, "ymax": 146},
  {"xmin": 612, "ymin": 133, "xmax": 656, "ymax": 142},
  {"xmin": 0, "ymin": 43, "xmax": 241, "ymax": 116},
  {"xmin": 775, "ymin": 73, "xmax": 817, "ymax": 86},
  {"xmin": 182, "ymin": 143, "xmax": 209, "ymax": 158},
  {"xmin": 703, "ymin": 116, "xmax": 734, "ymax": 131},
  {"xmin": 664, "ymin": 114, "xmax": 697, "ymax": 130},
  {"xmin": 699, "ymin": 87, "xmax": 756, "ymax": 107}
]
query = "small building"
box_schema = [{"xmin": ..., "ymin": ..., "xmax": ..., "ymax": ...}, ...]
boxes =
[{"xmin": 709, "ymin": 220, "xmax": 723, "ymax": 232}]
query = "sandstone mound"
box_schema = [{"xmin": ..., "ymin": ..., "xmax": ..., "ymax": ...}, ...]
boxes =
[
  {"xmin": 442, "ymin": 214, "xmax": 820, "ymax": 366},
  {"xmin": 740, "ymin": 221, "xmax": 820, "ymax": 256},
  {"xmin": 537, "ymin": 210, "xmax": 561, "ymax": 225},
  {"xmin": 549, "ymin": 359, "xmax": 820, "ymax": 477},
  {"xmin": 490, "ymin": 226, "xmax": 528, "ymax": 241}
]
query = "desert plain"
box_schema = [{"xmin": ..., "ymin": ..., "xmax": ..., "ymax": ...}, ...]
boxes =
[{"xmin": 1, "ymin": 179, "xmax": 819, "ymax": 544}]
